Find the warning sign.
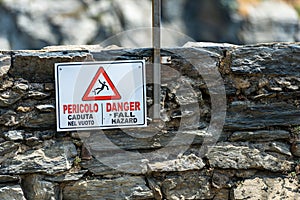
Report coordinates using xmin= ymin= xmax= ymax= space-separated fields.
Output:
xmin=55 ymin=60 xmax=146 ymax=131
xmin=82 ymin=67 xmax=121 ymax=101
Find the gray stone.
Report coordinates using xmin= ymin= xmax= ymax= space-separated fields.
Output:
xmin=0 ymin=110 xmax=18 ymax=126
xmin=0 ymin=141 xmax=19 ymax=156
xmin=82 ymin=151 xmax=205 ymax=176
xmin=212 ymin=171 xmax=233 ymax=189
xmin=0 ymin=79 xmax=13 ymax=91
xmin=0 ymin=140 xmax=77 ymax=175
xmin=212 ymin=188 xmax=230 ymax=200
xmin=27 ymin=91 xmax=50 ymax=100
xmin=231 ymin=44 xmax=300 ymax=76
xmin=80 ymin=129 xmax=189 ymax=151
xmin=147 ymin=154 xmax=205 ymax=172
xmin=13 ymin=83 xmax=28 ymax=91
xmin=11 ymin=51 xmax=92 ymax=82
xmin=80 ymin=129 xmax=206 ymax=174
xmin=4 ymin=130 xmax=24 ymax=141
xmin=23 ymin=112 xmax=56 ymax=128
xmin=21 ymin=174 xmax=59 ymax=200
xmin=0 ymin=41 xmax=300 ymax=199
xmin=161 ymin=171 xmax=212 ymax=200
xmin=225 ymin=101 xmax=300 ymax=130
xmin=235 ymin=170 xmax=257 ymax=178
xmin=80 ymin=158 xmax=120 ymax=176
xmin=79 ymin=127 xmax=211 ymax=154
xmin=63 ymin=176 xmax=153 ymax=200
xmin=44 ymin=83 xmax=54 ymax=91
xmin=147 ymin=177 xmax=163 ymax=200
xmin=35 ymin=130 xmax=56 ymax=140
xmin=183 ymin=42 xmax=237 ymax=54
xmin=232 ymin=177 xmax=300 ymax=200
xmin=0 ymin=90 xmax=23 ymax=107
xmin=28 ymin=83 xmax=44 ymax=91
xmin=291 ymin=140 xmax=300 ymax=157
xmin=24 ymin=136 xmax=42 ymax=147
xmin=229 ymin=130 xmax=290 ymax=142
xmin=35 ymin=104 xmax=55 ymax=112
xmin=263 ymin=142 xmax=292 ymax=157
xmin=44 ymin=170 xmax=87 ymax=182
xmin=80 ymin=150 xmax=148 ymax=175
xmin=0 ymin=185 xmax=26 ymax=200
xmin=0 ymin=175 xmax=19 ymax=183
xmin=206 ymin=143 xmax=293 ymax=172
xmin=0 ymin=54 xmax=10 ymax=78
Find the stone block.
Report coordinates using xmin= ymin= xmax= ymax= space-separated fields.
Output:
xmin=63 ymin=176 xmax=153 ymax=200
xmin=206 ymin=143 xmax=293 ymax=172
xmin=0 ymin=140 xmax=77 ymax=175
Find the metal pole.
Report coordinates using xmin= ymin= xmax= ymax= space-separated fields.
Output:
xmin=152 ymin=0 xmax=161 ymax=120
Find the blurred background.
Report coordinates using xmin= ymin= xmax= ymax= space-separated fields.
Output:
xmin=0 ymin=0 xmax=300 ymax=50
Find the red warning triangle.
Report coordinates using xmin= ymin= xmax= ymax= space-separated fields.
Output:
xmin=82 ymin=67 xmax=121 ymax=101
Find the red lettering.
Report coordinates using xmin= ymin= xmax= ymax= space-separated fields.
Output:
xmin=135 ymin=102 xmax=140 ymax=110
xmin=106 ymin=103 xmax=111 ymax=112
xmin=130 ymin=102 xmax=134 ymax=111
xmin=68 ymin=105 xmax=72 ymax=114
xmin=94 ymin=104 xmax=99 ymax=112
xmin=105 ymin=101 xmax=142 ymax=112
xmin=118 ymin=102 xmax=123 ymax=111
xmin=124 ymin=102 xmax=128 ymax=111
xmin=62 ymin=103 xmax=98 ymax=114
xmin=84 ymin=104 xmax=89 ymax=112
xmin=63 ymin=105 xmax=68 ymax=114
xmin=112 ymin=103 xmax=117 ymax=111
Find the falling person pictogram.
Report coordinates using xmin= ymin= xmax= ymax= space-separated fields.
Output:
xmin=82 ymin=67 xmax=121 ymax=101
xmin=93 ymin=79 xmax=109 ymax=95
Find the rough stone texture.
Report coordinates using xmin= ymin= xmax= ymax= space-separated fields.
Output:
xmin=225 ymin=101 xmax=300 ymax=130
xmin=0 ymin=140 xmax=77 ymax=175
xmin=0 ymin=43 xmax=299 ymax=199
xmin=3 ymin=130 xmax=24 ymax=141
xmin=232 ymin=177 xmax=300 ymax=200
xmin=21 ymin=174 xmax=59 ymax=200
xmin=63 ymin=176 xmax=153 ymax=200
xmin=0 ymin=175 xmax=19 ymax=183
xmin=1 ymin=0 xmax=300 ymax=50
xmin=147 ymin=154 xmax=205 ymax=173
xmin=148 ymin=171 xmax=213 ymax=200
xmin=0 ymin=185 xmax=26 ymax=200
xmin=230 ymin=44 xmax=300 ymax=76
xmin=229 ymin=130 xmax=290 ymax=142
xmin=206 ymin=143 xmax=293 ymax=172
xmin=291 ymin=140 xmax=300 ymax=157
xmin=81 ymin=152 xmax=205 ymax=175
xmin=11 ymin=51 xmax=92 ymax=82
xmin=0 ymin=54 xmax=10 ymax=78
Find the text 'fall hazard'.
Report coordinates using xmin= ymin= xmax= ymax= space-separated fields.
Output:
xmin=55 ymin=60 xmax=146 ymax=131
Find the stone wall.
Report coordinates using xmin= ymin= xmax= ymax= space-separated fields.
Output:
xmin=0 ymin=42 xmax=300 ymax=199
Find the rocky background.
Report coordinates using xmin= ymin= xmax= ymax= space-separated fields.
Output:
xmin=0 ymin=42 xmax=300 ymax=199
xmin=1 ymin=0 xmax=300 ymax=200
xmin=1 ymin=0 xmax=300 ymax=50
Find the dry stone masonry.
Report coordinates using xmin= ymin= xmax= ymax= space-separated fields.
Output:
xmin=0 ymin=42 xmax=300 ymax=199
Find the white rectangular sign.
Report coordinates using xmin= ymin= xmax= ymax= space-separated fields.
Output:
xmin=55 ymin=60 xmax=147 ymax=131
